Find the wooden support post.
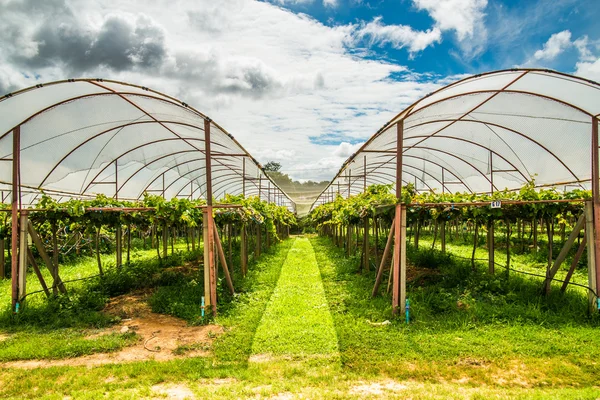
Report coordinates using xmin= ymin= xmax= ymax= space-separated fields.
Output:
xmin=364 ymin=216 xmax=370 ymax=272
xmin=28 ymin=248 xmax=50 ymax=298
xmin=374 ymin=216 xmax=379 ymax=266
xmin=213 ymin=217 xmax=235 ymax=295
xmin=392 ymin=205 xmax=402 ymax=314
xmin=116 ymin=224 xmax=122 ymax=268
xmin=346 ymin=224 xmax=351 ymax=257
xmin=51 ymin=221 xmax=58 ymax=272
xmin=162 ymin=223 xmax=168 ymax=258
xmin=561 ymin=235 xmax=587 ymax=293
xmin=203 ymin=211 xmax=211 ymax=310
xmin=241 ymin=223 xmax=247 ymax=276
xmin=592 ymin=116 xmax=600 ymax=302
xmin=227 ymin=223 xmax=232 ymax=270
xmin=28 ymin=221 xmax=66 ymax=294
xmin=11 ymin=126 xmax=20 ymax=310
xmin=392 ymin=119 xmax=406 ymax=316
xmin=372 ymin=220 xmax=395 ymax=297
xmin=586 ymin=202 xmax=597 ymax=312
xmin=488 ymin=220 xmax=494 ymax=274
xmin=441 ymin=219 xmax=446 ymax=254
xmin=18 ymin=212 xmax=28 ymax=303
xmin=544 ymin=213 xmax=585 ymax=294
xmin=256 ymin=224 xmax=262 ymax=258
xmin=0 ymin=239 xmax=4 ymax=279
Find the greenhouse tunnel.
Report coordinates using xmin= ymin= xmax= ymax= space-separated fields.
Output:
xmin=311 ymin=69 xmax=600 ymax=314
xmin=0 ymin=78 xmax=296 ymax=312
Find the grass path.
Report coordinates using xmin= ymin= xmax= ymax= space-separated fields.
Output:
xmin=251 ymin=237 xmax=339 ymax=360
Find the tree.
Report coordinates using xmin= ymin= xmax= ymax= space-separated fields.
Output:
xmin=264 ymin=161 xmax=282 ymax=172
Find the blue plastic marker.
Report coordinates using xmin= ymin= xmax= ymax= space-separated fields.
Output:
xmin=201 ymin=296 xmax=205 ymax=318
xmin=405 ymin=298 xmax=410 ymax=324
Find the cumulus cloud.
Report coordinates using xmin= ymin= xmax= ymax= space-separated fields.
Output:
xmin=333 ymin=142 xmax=363 ymax=158
xmin=413 ymin=0 xmax=488 ymax=57
xmin=3 ymin=1 xmax=167 ymax=74
xmin=575 ymin=58 xmax=600 ymax=82
xmin=413 ymin=0 xmax=488 ymax=41
xmin=0 ymin=0 xmax=443 ymax=182
xmin=354 ymin=17 xmax=442 ymax=55
xmin=533 ymin=30 xmax=572 ymax=61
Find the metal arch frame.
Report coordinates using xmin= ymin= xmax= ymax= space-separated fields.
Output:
xmin=38 ymin=121 xmax=227 ymax=189
xmin=354 ymin=150 xmax=474 ymax=193
xmin=401 ymin=134 xmax=530 ymax=181
xmin=345 ymin=161 xmax=438 ymax=193
xmin=343 ymin=72 xmax=530 ymax=195
xmin=311 ymin=68 xmax=600 ymax=210
xmin=138 ymin=158 xmax=236 ymax=199
xmin=1 ymin=78 xmax=295 ymax=208
xmin=143 ymin=164 xmax=236 ymax=199
xmin=360 ymin=146 xmax=496 ymax=192
xmin=404 ymin=119 xmax=584 ymax=185
xmin=331 ymin=168 xmax=432 ymax=199
xmin=401 ymin=90 xmax=594 ymax=170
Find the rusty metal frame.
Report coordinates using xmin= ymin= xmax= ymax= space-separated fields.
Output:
xmin=312 ymin=69 xmax=600 ymax=211
xmin=0 ymin=78 xmax=294 ymax=210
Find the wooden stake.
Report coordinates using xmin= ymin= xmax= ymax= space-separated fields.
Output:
xmin=561 ymin=235 xmax=587 ymax=293
xmin=27 ymin=221 xmax=66 ymax=294
xmin=28 ymin=248 xmax=50 ymax=297
xmin=372 ymin=220 xmax=395 ymax=297
xmin=241 ymin=223 xmax=247 ymax=276
xmin=488 ymin=220 xmax=494 ymax=274
xmin=543 ymin=213 xmax=585 ymax=294
xmin=213 ymin=216 xmax=235 ymax=295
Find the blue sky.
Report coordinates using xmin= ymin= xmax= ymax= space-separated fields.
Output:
xmin=1 ymin=0 xmax=599 ymax=182
xmin=267 ymin=0 xmax=599 ymax=76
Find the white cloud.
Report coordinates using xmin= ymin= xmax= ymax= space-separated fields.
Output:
xmin=574 ymin=35 xmax=597 ymax=63
xmin=323 ymin=0 xmax=338 ymax=6
xmin=0 ymin=0 xmax=444 ymax=184
xmin=533 ymin=30 xmax=572 ymax=61
xmin=413 ymin=0 xmax=488 ymax=41
xmin=333 ymin=142 xmax=364 ymax=158
xmin=575 ymin=58 xmax=600 ymax=82
xmin=354 ymin=17 xmax=442 ymax=55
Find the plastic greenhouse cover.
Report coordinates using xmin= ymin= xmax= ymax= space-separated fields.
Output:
xmin=0 ymin=79 xmax=295 ymax=211
xmin=312 ymin=69 xmax=600 ymax=209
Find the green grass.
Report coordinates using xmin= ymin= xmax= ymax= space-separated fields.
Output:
xmin=212 ymin=238 xmax=294 ymax=362
xmin=310 ymin=235 xmax=600 ymax=387
xmin=251 ymin=237 xmax=339 ymax=357
xmin=1 ymin=235 xmax=600 ymax=398
xmin=0 ymin=330 xmax=138 ymax=362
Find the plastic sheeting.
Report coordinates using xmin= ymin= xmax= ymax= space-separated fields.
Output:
xmin=312 ymin=69 xmax=600 ymax=208
xmin=0 ymin=79 xmax=295 ymax=211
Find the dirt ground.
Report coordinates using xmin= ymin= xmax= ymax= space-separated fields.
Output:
xmin=2 ymin=290 xmax=222 ymax=369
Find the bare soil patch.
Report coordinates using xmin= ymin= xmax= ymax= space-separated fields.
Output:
xmin=350 ymin=380 xmax=411 ymax=396
xmin=151 ymin=383 xmax=196 ymax=399
xmin=2 ymin=290 xmax=222 ymax=369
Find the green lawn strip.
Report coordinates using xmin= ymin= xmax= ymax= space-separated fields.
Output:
xmin=251 ymin=237 xmax=339 ymax=358
xmin=212 ymin=238 xmax=294 ymax=362
xmin=0 ymin=330 xmax=137 ymax=361
xmin=310 ymin=235 xmax=600 ymax=387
